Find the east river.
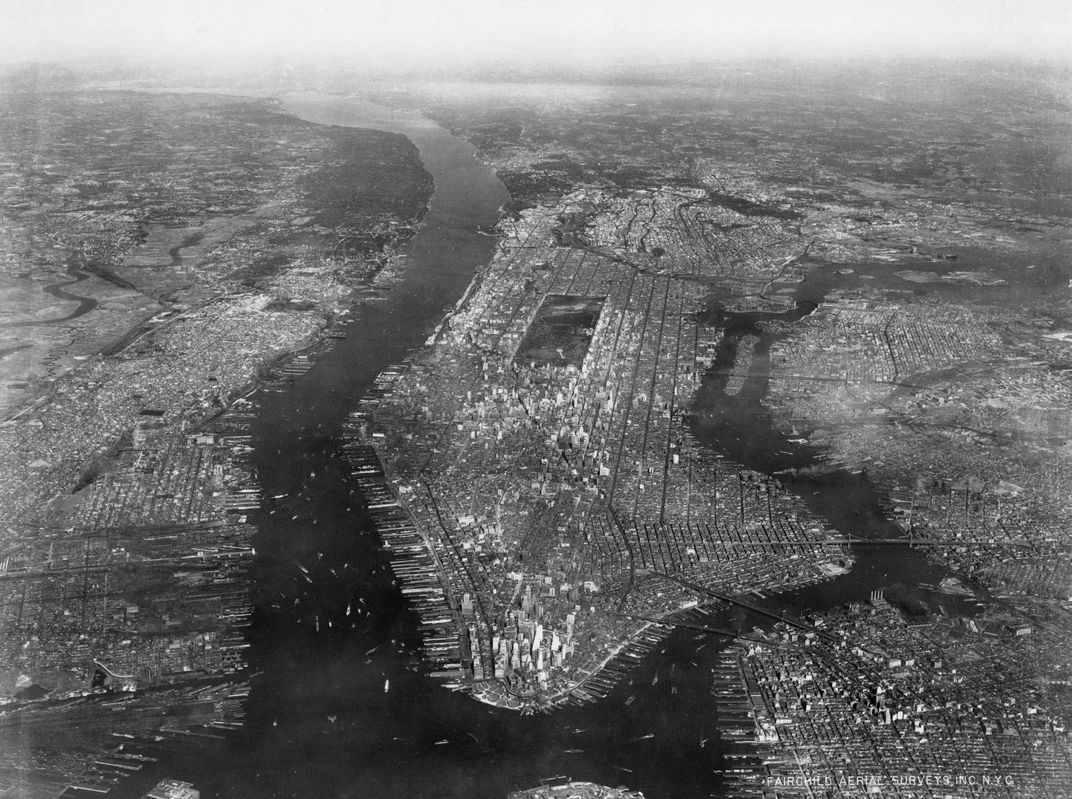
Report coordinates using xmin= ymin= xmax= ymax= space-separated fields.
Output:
xmin=139 ymin=93 xmax=962 ymax=798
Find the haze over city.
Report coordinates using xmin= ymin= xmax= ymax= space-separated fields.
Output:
xmin=2 ymin=0 xmax=1071 ymax=68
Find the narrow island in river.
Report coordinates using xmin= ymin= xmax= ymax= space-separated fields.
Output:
xmin=351 ymin=185 xmax=856 ymax=710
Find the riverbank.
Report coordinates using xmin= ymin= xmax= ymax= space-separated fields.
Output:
xmin=0 ymin=88 xmax=438 ymax=794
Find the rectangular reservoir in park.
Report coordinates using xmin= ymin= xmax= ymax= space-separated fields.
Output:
xmin=514 ymin=294 xmax=605 ymax=368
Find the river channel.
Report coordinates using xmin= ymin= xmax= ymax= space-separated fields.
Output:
xmin=140 ymin=93 xmax=962 ymax=799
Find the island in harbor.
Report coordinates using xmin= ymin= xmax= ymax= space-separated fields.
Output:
xmin=349 ymin=183 xmax=854 ymax=709
xmin=509 ymin=782 xmax=645 ymax=799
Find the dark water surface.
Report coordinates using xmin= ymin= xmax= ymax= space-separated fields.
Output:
xmin=690 ymin=269 xmax=948 ymax=618
xmin=135 ymin=95 xmax=958 ymax=799
xmin=1 ymin=252 xmax=99 ymax=328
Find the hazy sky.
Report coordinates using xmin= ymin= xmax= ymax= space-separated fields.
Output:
xmin=1 ymin=0 xmax=1069 ymax=67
